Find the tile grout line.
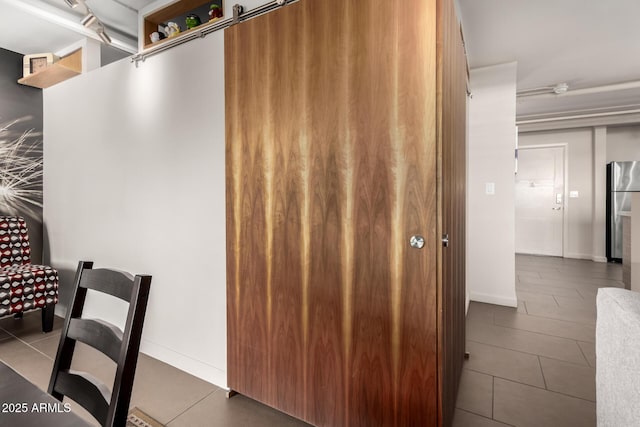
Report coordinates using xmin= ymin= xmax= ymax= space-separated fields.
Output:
xmin=516 ymin=280 xmax=588 ymax=293
xmin=491 ymin=375 xmax=495 ymax=420
xmin=575 ymin=289 xmax=587 ymax=301
xmin=576 ymin=340 xmax=592 ymax=367
xmin=493 ymin=375 xmax=596 ymax=404
xmin=1 ymin=328 xmax=56 ymax=361
xmin=463 ymin=368 xmax=550 ymax=394
xmin=488 ymin=305 xmax=595 ymax=330
xmin=471 ymin=316 xmax=593 ymax=347
xmin=507 ymin=309 xmax=596 ymax=327
xmin=537 ymin=355 xmax=548 ymax=390
xmin=164 ymin=389 xmax=218 ymax=425
xmin=455 ymin=408 xmax=515 ymax=427
xmin=488 ymin=321 xmax=594 ymax=344
xmin=466 ymin=339 xmax=591 ymax=368
xmin=470 ymin=366 xmax=597 ymax=403
xmin=518 ymin=275 xmax=620 ymax=286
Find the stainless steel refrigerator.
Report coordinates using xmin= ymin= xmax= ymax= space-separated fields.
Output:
xmin=607 ymin=161 xmax=640 ymax=262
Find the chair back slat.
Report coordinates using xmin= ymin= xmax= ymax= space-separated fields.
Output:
xmin=48 ymin=261 xmax=151 ymax=427
xmin=80 ymin=269 xmax=135 ymax=302
xmin=68 ymin=318 xmax=123 ymax=363
xmin=53 ymin=370 xmax=111 ymax=427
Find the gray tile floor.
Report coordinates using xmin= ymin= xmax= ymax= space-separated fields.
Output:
xmin=453 ymin=254 xmax=623 ymax=427
xmin=0 ymin=254 xmax=619 ymax=426
xmin=0 ymin=311 xmax=310 ymax=427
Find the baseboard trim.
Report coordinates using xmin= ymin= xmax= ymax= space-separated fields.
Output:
xmin=517 ymin=252 xmax=607 ymax=263
xmin=516 ymin=250 xmax=559 ymax=257
xmin=140 ymin=340 xmax=227 ymax=389
xmin=469 ymin=292 xmax=518 ymax=308
xmin=465 ymin=293 xmax=470 ymax=315
xmin=54 ymin=304 xmax=66 ymax=318
xmin=565 ymin=253 xmax=594 ymax=260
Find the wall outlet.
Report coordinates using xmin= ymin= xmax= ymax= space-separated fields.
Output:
xmin=569 ymin=191 xmax=579 ymax=198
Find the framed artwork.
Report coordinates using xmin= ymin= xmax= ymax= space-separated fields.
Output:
xmin=22 ymin=53 xmax=59 ymax=77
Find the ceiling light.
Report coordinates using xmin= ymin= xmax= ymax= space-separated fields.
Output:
xmin=553 ymin=83 xmax=569 ymax=94
xmin=97 ymin=30 xmax=112 ymax=45
xmin=81 ymin=13 xmax=97 ymax=27
xmin=63 ymin=0 xmax=79 ymax=8
xmin=517 ymin=82 xmax=569 ymax=97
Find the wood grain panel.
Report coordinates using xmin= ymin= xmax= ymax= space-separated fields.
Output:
xmin=226 ymin=0 xmax=463 ymax=425
xmin=395 ymin=0 xmax=440 ymax=425
xmin=226 ymin=17 xmax=270 ymax=402
xmin=267 ymin=5 xmax=306 ymax=416
xmin=303 ymin=1 xmax=347 ymax=425
xmin=437 ymin=0 xmax=468 ymax=425
xmin=346 ymin=0 xmax=395 ymax=423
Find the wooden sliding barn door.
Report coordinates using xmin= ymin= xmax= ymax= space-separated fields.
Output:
xmin=226 ymin=0 xmax=441 ymax=425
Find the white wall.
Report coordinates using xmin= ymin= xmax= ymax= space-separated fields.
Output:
xmin=467 ymin=62 xmax=518 ymax=307
xmin=607 ymin=125 xmax=640 ymax=162
xmin=516 ymin=124 xmax=640 ymax=262
xmin=43 ymin=32 xmax=227 ymax=387
xmin=519 ymin=128 xmax=594 ymax=259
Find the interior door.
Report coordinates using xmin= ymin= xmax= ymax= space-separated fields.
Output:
xmin=515 ymin=146 xmax=564 ymax=256
xmin=225 ymin=0 xmax=439 ymax=426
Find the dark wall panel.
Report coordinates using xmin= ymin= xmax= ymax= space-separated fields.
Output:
xmin=0 ymin=48 xmax=43 ymax=263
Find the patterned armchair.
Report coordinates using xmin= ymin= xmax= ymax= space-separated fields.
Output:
xmin=0 ymin=216 xmax=59 ymax=332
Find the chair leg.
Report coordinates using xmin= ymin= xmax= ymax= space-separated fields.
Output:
xmin=42 ymin=305 xmax=55 ymax=332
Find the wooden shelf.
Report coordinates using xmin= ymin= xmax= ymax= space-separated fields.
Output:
xmin=143 ymin=0 xmax=223 ymax=50
xmin=144 ymin=17 xmax=224 ymax=49
xmin=18 ymin=49 xmax=82 ymax=89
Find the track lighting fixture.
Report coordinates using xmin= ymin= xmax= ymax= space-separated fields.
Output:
xmin=65 ymin=1 xmax=113 ymax=46
xmin=516 ymin=82 xmax=569 ymax=98
xmin=81 ymin=13 xmax=97 ymax=27
xmin=97 ymin=29 xmax=112 ymax=44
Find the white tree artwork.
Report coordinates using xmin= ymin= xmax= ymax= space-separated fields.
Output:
xmin=0 ymin=117 xmax=43 ymax=219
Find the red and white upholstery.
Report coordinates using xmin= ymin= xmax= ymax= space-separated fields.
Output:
xmin=0 ymin=216 xmax=58 ymax=331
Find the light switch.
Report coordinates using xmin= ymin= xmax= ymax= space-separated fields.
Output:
xmin=569 ymin=191 xmax=579 ymax=198
xmin=485 ymin=182 xmax=495 ymax=195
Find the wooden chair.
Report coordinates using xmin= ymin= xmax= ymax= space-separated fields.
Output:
xmin=48 ymin=261 xmax=151 ymax=427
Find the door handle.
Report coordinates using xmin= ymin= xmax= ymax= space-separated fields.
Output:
xmin=410 ymin=235 xmax=425 ymax=249
xmin=552 ymin=207 xmax=562 ymax=210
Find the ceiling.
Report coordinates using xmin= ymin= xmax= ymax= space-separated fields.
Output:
xmin=0 ymin=0 xmax=156 ymax=62
xmin=458 ymin=0 xmax=640 ymax=119
xmin=1 ymin=0 xmax=639 ymax=120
